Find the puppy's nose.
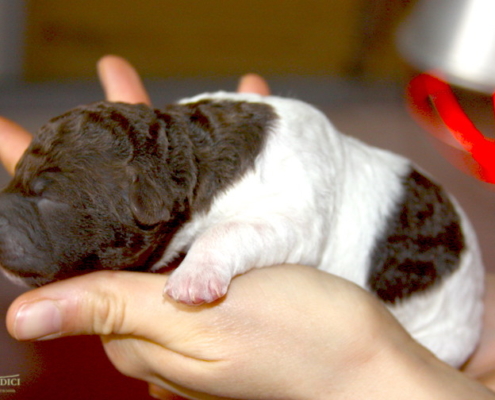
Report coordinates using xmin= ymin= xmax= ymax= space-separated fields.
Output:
xmin=0 ymin=191 xmax=21 ymax=225
xmin=0 ymin=192 xmax=52 ymax=282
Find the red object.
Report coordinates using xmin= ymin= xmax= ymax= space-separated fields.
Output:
xmin=406 ymin=73 xmax=495 ymax=184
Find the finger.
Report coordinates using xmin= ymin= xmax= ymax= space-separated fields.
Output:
xmin=97 ymin=55 xmax=152 ymax=105
xmin=237 ymin=73 xmax=271 ymax=95
xmin=6 ymin=271 xmax=183 ymax=342
xmin=0 ymin=117 xmax=32 ymax=175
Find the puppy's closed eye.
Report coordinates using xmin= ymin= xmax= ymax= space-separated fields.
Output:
xmin=30 ymin=177 xmax=51 ymax=196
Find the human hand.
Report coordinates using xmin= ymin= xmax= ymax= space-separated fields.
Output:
xmin=2 ymin=264 xmax=470 ymax=400
xmin=7 ymin=264 xmax=495 ymax=400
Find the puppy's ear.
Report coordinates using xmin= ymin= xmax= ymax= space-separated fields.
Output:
xmin=129 ymin=173 xmax=171 ymax=226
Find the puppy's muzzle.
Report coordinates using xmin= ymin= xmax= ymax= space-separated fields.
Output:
xmin=0 ymin=193 xmax=56 ymax=286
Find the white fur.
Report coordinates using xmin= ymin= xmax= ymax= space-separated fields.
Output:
xmin=157 ymin=92 xmax=484 ymax=367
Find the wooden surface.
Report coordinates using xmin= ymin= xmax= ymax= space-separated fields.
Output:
xmin=23 ymin=0 xmax=408 ymax=80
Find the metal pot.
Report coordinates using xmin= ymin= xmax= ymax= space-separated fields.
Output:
xmin=398 ymin=0 xmax=495 ymax=93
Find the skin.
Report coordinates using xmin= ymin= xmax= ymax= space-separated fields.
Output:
xmin=2 ymin=55 xmax=495 ymax=399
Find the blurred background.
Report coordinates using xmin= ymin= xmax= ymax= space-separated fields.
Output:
xmin=0 ymin=0 xmax=494 ymax=399
xmin=12 ymin=1 xmax=408 ymax=81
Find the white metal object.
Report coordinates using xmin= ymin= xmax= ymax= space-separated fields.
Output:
xmin=398 ymin=0 xmax=495 ymax=93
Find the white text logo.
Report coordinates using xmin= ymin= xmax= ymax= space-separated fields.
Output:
xmin=0 ymin=374 xmax=21 ymax=394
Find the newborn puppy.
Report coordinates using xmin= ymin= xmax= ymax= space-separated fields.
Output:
xmin=0 ymin=92 xmax=484 ymax=367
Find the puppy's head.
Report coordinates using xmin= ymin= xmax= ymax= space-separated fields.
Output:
xmin=0 ymin=101 xmax=195 ymax=286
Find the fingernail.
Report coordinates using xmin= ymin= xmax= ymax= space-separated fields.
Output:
xmin=14 ymin=300 xmax=62 ymax=340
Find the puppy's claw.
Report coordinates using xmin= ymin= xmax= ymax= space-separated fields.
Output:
xmin=164 ymin=270 xmax=230 ymax=305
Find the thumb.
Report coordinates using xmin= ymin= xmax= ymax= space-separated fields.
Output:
xmin=6 ymin=271 xmax=173 ymax=341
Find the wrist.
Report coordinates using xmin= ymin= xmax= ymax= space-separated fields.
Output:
xmin=295 ymin=292 xmax=495 ymax=400
xmin=333 ymin=334 xmax=495 ymax=400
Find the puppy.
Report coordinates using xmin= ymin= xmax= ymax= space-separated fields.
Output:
xmin=0 ymin=92 xmax=484 ymax=367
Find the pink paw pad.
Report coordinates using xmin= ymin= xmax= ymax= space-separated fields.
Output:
xmin=164 ymin=268 xmax=230 ymax=305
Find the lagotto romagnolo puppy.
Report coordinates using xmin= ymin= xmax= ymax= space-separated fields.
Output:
xmin=0 ymin=91 xmax=484 ymax=367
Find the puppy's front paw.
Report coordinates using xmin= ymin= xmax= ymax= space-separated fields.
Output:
xmin=164 ymin=266 xmax=231 ymax=305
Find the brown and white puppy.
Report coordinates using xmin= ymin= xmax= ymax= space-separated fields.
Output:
xmin=0 ymin=92 xmax=484 ymax=367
